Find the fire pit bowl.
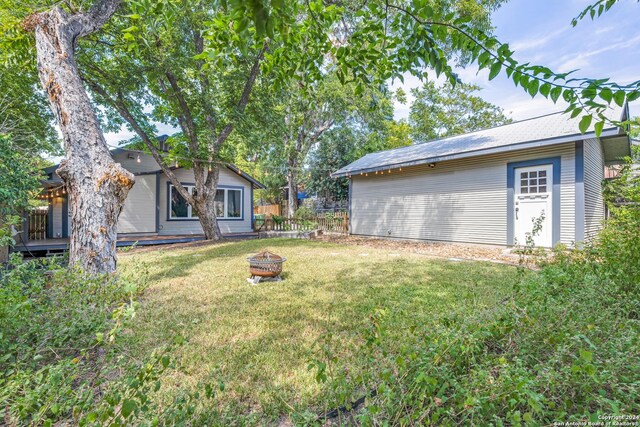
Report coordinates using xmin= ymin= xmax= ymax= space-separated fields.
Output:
xmin=247 ymin=251 xmax=286 ymax=284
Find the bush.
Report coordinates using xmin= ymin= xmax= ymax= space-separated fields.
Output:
xmin=293 ymin=205 xmax=315 ymax=220
xmin=0 ymin=254 xmax=147 ymax=425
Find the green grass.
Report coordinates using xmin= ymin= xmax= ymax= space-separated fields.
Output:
xmin=118 ymin=238 xmax=519 ymax=423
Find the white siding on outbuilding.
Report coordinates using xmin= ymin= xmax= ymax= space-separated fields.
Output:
xmin=158 ymin=168 xmax=253 ymax=235
xmin=350 ymin=143 xmax=576 ymax=246
xmin=583 ymin=138 xmax=605 ymax=240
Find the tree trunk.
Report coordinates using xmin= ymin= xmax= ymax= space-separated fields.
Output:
xmin=287 ymin=169 xmax=297 ymax=218
xmin=193 ymin=197 xmax=223 ymax=240
xmin=192 ymin=167 xmax=223 ymax=240
xmin=27 ymin=2 xmax=133 ymax=274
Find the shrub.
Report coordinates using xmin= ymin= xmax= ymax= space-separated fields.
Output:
xmin=293 ymin=205 xmax=315 ymax=220
xmin=0 ymin=254 xmax=147 ymax=425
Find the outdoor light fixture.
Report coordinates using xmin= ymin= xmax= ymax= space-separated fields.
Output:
xmin=136 ymin=154 xmax=141 ymax=163
xmin=428 ymin=163 xmax=436 ymax=168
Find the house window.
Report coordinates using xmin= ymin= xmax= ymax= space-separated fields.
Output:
xmin=215 ymin=188 xmax=242 ymax=218
xmin=169 ymin=185 xmax=242 ymax=220
xmin=170 ymin=185 xmax=198 ymax=219
xmin=519 ymin=170 xmax=547 ymax=194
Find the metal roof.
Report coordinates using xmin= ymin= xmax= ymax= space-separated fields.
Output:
xmin=332 ymin=104 xmax=630 ymax=178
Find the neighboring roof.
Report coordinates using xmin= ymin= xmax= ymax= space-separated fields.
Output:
xmin=43 ymin=148 xmax=266 ymax=189
xmin=332 ymin=104 xmax=630 ymax=178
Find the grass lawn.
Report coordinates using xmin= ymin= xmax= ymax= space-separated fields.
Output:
xmin=118 ymin=238 xmax=520 ymax=423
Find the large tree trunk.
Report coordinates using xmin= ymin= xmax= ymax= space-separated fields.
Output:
xmin=192 ymin=166 xmax=223 ymax=240
xmin=287 ymin=168 xmax=297 ymax=218
xmin=193 ymin=198 xmax=223 ymax=240
xmin=26 ymin=2 xmax=133 ymax=274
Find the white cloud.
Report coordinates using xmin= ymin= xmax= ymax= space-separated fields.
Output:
xmin=555 ymin=33 xmax=640 ymax=72
xmin=510 ymin=27 xmax=569 ymax=52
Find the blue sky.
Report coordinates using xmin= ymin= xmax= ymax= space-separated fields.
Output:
xmin=102 ymin=0 xmax=640 ymax=145
xmin=392 ymin=0 xmax=640 ymax=122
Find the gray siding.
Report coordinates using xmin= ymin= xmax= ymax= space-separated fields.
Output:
xmin=112 ymin=151 xmax=160 ymax=174
xmin=51 ymin=197 xmax=64 ymax=238
xmin=117 ymin=174 xmax=157 ymax=234
xmin=583 ymin=138 xmax=605 ymax=240
xmin=159 ymin=168 xmax=253 ymax=234
xmin=350 ymin=143 xmax=576 ymax=246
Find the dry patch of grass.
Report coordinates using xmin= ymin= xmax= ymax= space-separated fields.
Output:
xmin=118 ymin=238 xmax=519 ymax=423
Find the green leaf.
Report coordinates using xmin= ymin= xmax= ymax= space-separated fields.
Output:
xmin=599 ymin=87 xmax=613 ymax=103
xmin=627 ymin=91 xmax=640 ymax=102
xmin=570 ymin=108 xmax=582 ymax=119
xmin=550 ymin=86 xmax=562 ymax=103
xmin=613 ymin=90 xmax=626 ymax=107
xmin=578 ymin=115 xmax=592 ymax=134
xmin=579 ymin=349 xmax=593 ymax=362
xmin=539 ymin=83 xmax=551 ymax=98
xmin=527 ymin=79 xmax=539 ymax=97
xmin=488 ymin=62 xmax=501 ymax=80
xmin=121 ymin=399 xmax=137 ymax=418
xmin=594 ymin=120 xmax=604 ymax=137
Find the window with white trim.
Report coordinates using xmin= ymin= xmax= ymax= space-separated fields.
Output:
xmin=170 ymin=185 xmax=198 ymax=219
xmin=218 ymin=188 xmax=242 ymax=218
xmin=169 ymin=185 xmax=242 ymax=219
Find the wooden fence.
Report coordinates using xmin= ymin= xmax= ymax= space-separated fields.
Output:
xmin=254 ymin=214 xmax=349 ymax=234
xmin=254 ymin=204 xmax=281 ymax=217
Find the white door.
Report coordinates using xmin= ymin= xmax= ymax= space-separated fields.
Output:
xmin=514 ymin=165 xmax=553 ymax=247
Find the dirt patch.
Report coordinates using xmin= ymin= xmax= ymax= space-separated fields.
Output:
xmin=315 ymin=234 xmax=522 ymax=265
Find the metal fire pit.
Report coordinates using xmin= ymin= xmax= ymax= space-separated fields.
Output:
xmin=247 ymin=251 xmax=286 ymax=284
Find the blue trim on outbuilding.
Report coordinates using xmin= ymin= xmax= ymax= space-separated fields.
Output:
xmin=507 ymin=156 xmax=561 ymax=246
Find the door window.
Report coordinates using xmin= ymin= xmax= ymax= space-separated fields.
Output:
xmin=519 ymin=169 xmax=547 ymax=194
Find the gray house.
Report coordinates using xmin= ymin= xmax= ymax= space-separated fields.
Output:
xmin=21 ymin=148 xmax=264 ymax=250
xmin=332 ymin=105 xmax=631 ymax=247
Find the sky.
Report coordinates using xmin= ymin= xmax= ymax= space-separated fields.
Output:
xmin=391 ymin=0 xmax=640 ymax=122
xmin=101 ymin=0 xmax=640 ymax=145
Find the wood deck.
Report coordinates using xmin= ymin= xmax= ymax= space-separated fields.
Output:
xmin=13 ymin=233 xmax=258 ymax=255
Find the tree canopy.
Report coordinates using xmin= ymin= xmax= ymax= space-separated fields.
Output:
xmin=409 ymin=80 xmax=511 ymax=142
